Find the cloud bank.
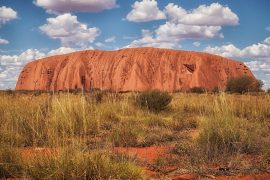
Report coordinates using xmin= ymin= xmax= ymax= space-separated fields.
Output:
xmin=126 ymin=2 xmax=239 ymax=48
xmin=34 ymin=0 xmax=117 ymax=13
xmin=39 ymin=13 xmax=99 ymax=48
xmin=0 ymin=6 xmax=17 ymax=24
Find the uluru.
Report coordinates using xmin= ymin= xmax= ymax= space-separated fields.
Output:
xmin=15 ymin=47 xmax=255 ymax=92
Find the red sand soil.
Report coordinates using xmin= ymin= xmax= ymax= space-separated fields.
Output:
xmin=16 ymin=146 xmax=269 ymax=179
xmin=215 ymin=173 xmax=270 ymax=180
xmin=172 ymin=174 xmax=196 ymax=180
xmin=114 ymin=145 xmax=173 ymax=162
xmin=15 ymin=47 xmax=255 ymax=92
xmin=172 ymin=174 xmax=270 ymax=180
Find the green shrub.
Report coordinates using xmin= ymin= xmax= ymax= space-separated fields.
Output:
xmin=189 ymin=87 xmax=206 ymax=94
xmin=135 ymin=90 xmax=172 ymax=112
xmin=226 ymin=75 xmax=263 ymax=93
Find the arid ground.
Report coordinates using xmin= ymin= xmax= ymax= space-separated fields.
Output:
xmin=0 ymin=91 xmax=270 ymax=179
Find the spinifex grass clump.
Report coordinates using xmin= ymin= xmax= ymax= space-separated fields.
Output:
xmin=111 ymin=116 xmax=143 ymax=147
xmin=24 ymin=148 xmax=145 ymax=180
xmin=230 ymin=94 xmax=270 ymax=121
xmin=47 ymin=95 xmax=98 ymax=146
xmin=0 ymin=94 xmax=51 ymax=147
xmin=135 ymin=90 xmax=172 ymax=112
xmin=197 ymin=93 xmax=266 ymax=160
xmin=0 ymin=146 xmax=145 ymax=179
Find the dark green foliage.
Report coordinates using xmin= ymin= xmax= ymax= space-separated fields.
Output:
xmin=226 ymin=75 xmax=263 ymax=93
xmin=190 ymin=87 xmax=206 ymax=94
xmin=135 ymin=90 xmax=172 ymax=112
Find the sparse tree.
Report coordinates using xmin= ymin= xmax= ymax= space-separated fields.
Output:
xmin=226 ymin=75 xmax=263 ymax=93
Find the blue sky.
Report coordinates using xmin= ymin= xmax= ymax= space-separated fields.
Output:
xmin=0 ymin=0 xmax=270 ymax=89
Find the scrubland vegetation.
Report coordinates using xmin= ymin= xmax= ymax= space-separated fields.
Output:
xmin=0 ymin=89 xmax=270 ymax=179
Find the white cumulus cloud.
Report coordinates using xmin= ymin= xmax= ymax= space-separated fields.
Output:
xmin=204 ymin=44 xmax=242 ymax=58
xmin=156 ymin=22 xmax=223 ymax=40
xmin=47 ymin=47 xmax=76 ymax=56
xmin=263 ymin=37 xmax=270 ymax=45
xmin=126 ymin=2 xmax=238 ymax=49
xmin=193 ymin=42 xmax=201 ymax=47
xmin=0 ymin=49 xmax=45 ymax=89
xmin=126 ymin=0 xmax=165 ymax=22
xmin=39 ymin=13 xmax=99 ymax=48
xmin=165 ymin=3 xmax=238 ymax=26
xmin=95 ymin=42 xmax=104 ymax=47
xmin=0 ymin=38 xmax=9 ymax=45
xmin=34 ymin=0 xmax=117 ymax=13
xmin=126 ymin=29 xmax=177 ymax=49
xmin=105 ymin=36 xmax=115 ymax=43
xmin=0 ymin=6 xmax=17 ymax=24
xmin=242 ymin=43 xmax=270 ymax=59
xmin=0 ymin=46 xmax=89 ymax=89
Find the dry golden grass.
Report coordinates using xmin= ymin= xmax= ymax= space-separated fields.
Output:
xmin=0 ymin=91 xmax=269 ymax=179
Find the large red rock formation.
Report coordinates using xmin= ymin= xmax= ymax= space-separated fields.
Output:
xmin=15 ymin=47 xmax=255 ymax=92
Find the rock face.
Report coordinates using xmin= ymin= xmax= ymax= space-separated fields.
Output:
xmin=15 ymin=47 xmax=255 ymax=92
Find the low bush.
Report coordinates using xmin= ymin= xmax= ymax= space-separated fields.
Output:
xmin=226 ymin=75 xmax=263 ymax=93
xmin=135 ymin=90 xmax=172 ymax=112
